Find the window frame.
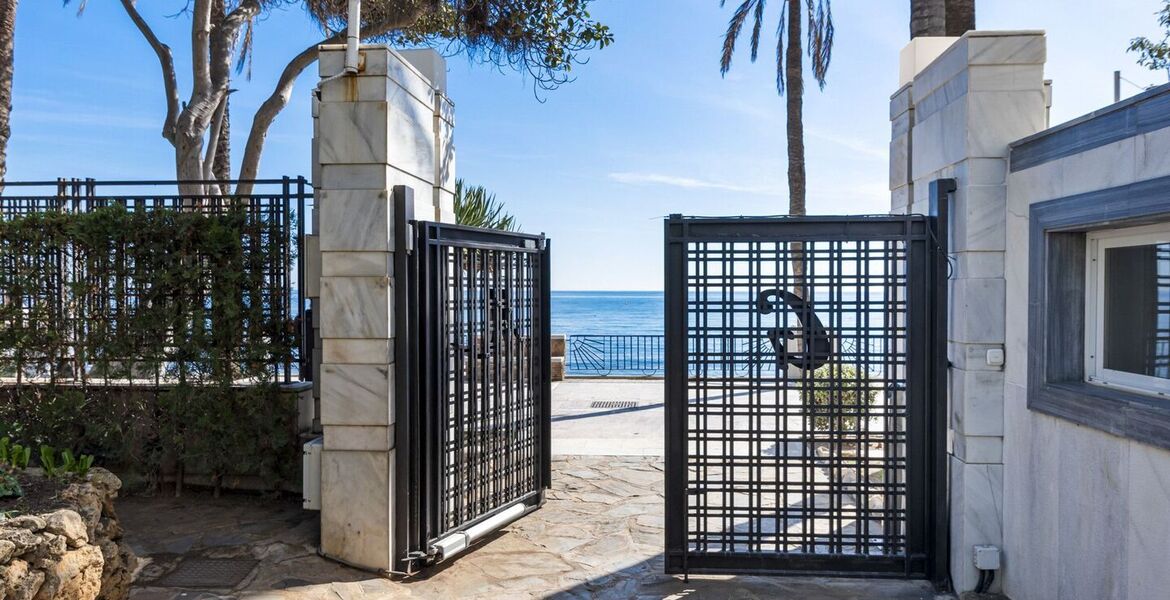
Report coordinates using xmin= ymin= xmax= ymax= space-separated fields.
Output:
xmin=1084 ymin=224 xmax=1170 ymax=398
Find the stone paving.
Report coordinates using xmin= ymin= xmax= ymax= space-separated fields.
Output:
xmin=122 ymin=455 xmax=948 ymax=600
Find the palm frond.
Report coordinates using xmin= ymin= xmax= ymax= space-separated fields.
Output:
xmin=806 ymin=0 xmax=834 ymax=89
xmin=720 ymin=0 xmax=759 ymax=76
xmin=454 ymin=179 xmax=518 ymax=232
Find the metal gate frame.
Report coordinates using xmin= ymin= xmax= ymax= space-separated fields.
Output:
xmin=664 ymin=183 xmax=951 ymax=583
xmin=392 ymin=187 xmax=552 ymax=574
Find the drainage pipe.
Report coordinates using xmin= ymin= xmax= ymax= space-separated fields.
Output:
xmin=429 ymin=502 xmax=528 ymax=562
xmin=344 ymin=0 xmax=361 ymax=74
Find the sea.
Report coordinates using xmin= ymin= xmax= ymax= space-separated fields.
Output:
xmin=550 ymin=291 xmax=664 ymax=336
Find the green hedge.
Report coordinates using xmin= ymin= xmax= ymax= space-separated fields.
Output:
xmin=0 ymin=205 xmax=298 ymax=492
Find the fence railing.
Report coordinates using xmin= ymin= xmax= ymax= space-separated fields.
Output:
xmin=566 ymin=334 xmax=664 ymax=377
xmin=0 ymin=178 xmax=310 ymax=384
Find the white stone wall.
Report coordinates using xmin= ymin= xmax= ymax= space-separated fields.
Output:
xmin=311 ymin=45 xmax=454 ymax=573
xmin=890 ymin=31 xmax=1048 ymax=594
xmin=1001 ymin=123 xmax=1170 ymax=600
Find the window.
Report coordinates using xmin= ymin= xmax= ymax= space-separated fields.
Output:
xmin=1085 ymin=225 xmax=1170 ymax=397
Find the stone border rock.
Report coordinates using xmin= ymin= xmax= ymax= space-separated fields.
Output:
xmin=1 ymin=468 xmax=136 ymax=600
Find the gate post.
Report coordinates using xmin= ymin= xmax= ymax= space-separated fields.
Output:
xmin=313 ymin=44 xmax=455 ymax=573
xmin=890 ymin=32 xmax=1048 ymax=592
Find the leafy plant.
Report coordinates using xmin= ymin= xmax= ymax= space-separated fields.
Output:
xmin=0 ymin=471 xmax=21 ymax=499
xmin=1130 ymin=1 xmax=1170 ymax=78
xmin=0 ymin=437 xmax=31 ymax=470
xmin=454 ymin=180 xmax=518 ymax=231
xmin=39 ymin=445 xmax=95 ymax=478
xmin=806 ymin=364 xmax=878 ymax=432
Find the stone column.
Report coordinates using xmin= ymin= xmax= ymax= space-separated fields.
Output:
xmin=890 ymin=31 xmax=1047 ymax=593
xmin=313 ymin=44 xmax=454 ymax=573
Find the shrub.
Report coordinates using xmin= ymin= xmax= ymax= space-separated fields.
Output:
xmin=807 ymin=364 xmax=879 ymax=432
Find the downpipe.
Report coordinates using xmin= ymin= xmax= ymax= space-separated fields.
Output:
xmin=314 ymin=0 xmax=362 ymax=93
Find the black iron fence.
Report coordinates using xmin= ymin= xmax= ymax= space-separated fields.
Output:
xmin=0 ymin=178 xmax=310 ymax=384
xmin=566 ymin=334 xmax=664 ymax=376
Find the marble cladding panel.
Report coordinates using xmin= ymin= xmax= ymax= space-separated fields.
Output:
xmin=968 ymin=64 xmax=1045 ymax=92
xmin=950 ymin=341 xmax=1007 ymax=372
xmin=953 ymin=251 xmax=1004 ymax=279
xmin=953 ymin=435 xmax=1003 ymax=464
xmin=1003 ymin=201 xmax=1030 ymax=388
xmin=911 ymin=95 xmax=968 ymax=178
xmin=890 ymin=185 xmax=910 ymax=213
xmin=319 ymin=189 xmax=393 ymax=252
xmin=950 ymin=457 xmax=1005 ymax=593
xmin=1126 ymin=442 xmax=1170 ymax=599
xmin=323 ymin=425 xmax=394 ymax=452
xmin=320 ymin=363 xmax=394 ymax=426
xmin=1005 ymin=158 xmax=1063 ymax=208
xmin=949 ymin=277 xmax=1006 ymax=345
xmin=322 ymin=252 xmax=392 ymax=278
xmin=913 ymin=70 xmax=968 ymax=124
xmin=889 ymin=134 xmax=910 ymax=190
xmin=319 ymin=164 xmax=431 ymax=193
xmin=952 ymin=184 xmax=1007 ymax=253
xmin=955 ymin=157 xmax=1007 ymax=187
xmin=1056 ymin=424 xmax=1129 ymax=600
xmin=320 ymin=45 xmax=435 ymax=105
xmin=1136 ymin=125 xmax=1170 ymax=181
xmin=318 ymin=97 xmax=436 ymax=180
xmin=322 ymin=339 xmax=393 ymax=365
xmin=912 ymin=37 xmax=970 ymax=101
xmin=890 ymin=83 xmax=912 ymax=120
xmin=320 ymin=276 xmax=392 ymax=339
xmin=320 ymin=448 xmax=393 ymax=571
xmin=967 ymin=33 xmax=1046 ymax=66
xmin=304 ymin=235 xmax=321 ymax=298
xmin=1058 ymin=136 xmax=1137 ymax=198
xmin=891 ymin=107 xmax=912 ymax=138
xmin=967 ymin=91 xmax=1048 ymax=159
xmin=952 ymin=368 xmax=1005 ymax=437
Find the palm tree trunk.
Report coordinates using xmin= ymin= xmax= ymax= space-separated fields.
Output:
xmin=0 ymin=0 xmax=17 ymax=187
xmin=910 ymin=0 xmax=946 ymax=38
xmin=786 ymin=0 xmax=807 ymax=296
xmin=944 ymin=0 xmax=975 ymax=36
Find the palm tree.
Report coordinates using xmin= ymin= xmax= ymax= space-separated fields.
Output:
xmin=720 ymin=0 xmax=834 ymax=221
xmin=911 ymin=0 xmax=975 ymax=38
xmin=0 ymin=0 xmax=16 ymax=186
xmin=454 ymin=179 xmax=518 ymax=231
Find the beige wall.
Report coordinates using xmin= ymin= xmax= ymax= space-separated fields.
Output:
xmin=1002 ymin=124 xmax=1170 ymax=600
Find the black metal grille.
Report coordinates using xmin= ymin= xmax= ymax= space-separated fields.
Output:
xmin=0 ymin=178 xmax=309 ymax=384
xmin=567 ymin=334 xmax=663 ymax=376
xmin=396 ymin=192 xmax=550 ymax=572
xmin=664 ymin=214 xmax=946 ymax=579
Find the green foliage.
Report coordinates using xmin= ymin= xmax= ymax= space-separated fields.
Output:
xmin=0 ymin=438 xmax=31 ymax=470
xmin=0 ymin=471 xmax=21 ymax=499
xmin=0 ymin=205 xmax=299 ymax=491
xmin=454 ymin=179 xmax=518 ymax=231
xmin=38 ymin=445 xmax=94 ymax=478
xmin=807 ymin=364 xmax=878 ymax=432
xmin=1130 ymin=2 xmax=1170 ymax=75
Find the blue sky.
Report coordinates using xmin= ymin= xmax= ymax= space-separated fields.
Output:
xmin=7 ymin=0 xmax=1168 ymax=290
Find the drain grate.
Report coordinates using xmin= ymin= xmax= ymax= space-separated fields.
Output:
xmin=590 ymin=400 xmax=637 ymax=409
xmin=155 ymin=558 xmax=259 ymax=589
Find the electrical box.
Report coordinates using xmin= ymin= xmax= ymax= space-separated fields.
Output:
xmin=303 ymin=437 xmax=324 ymax=511
xmin=973 ymin=544 xmax=1001 ymax=570
xmin=986 ymin=348 xmax=1005 ymax=368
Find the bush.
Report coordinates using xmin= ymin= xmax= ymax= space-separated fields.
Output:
xmin=806 ymin=364 xmax=879 ymax=432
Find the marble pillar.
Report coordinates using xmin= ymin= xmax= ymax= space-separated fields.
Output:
xmin=314 ymin=44 xmax=454 ymax=573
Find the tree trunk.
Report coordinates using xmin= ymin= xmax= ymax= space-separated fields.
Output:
xmin=910 ymin=0 xmax=946 ymax=38
xmin=0 ymin=0 xmax=17 ymax=186
xmin=911 ymin=0 xmax=974 ymax=38
xmin=786 ymin=0 xmax=807 ymax=296
xmin=944 ymin=0 xmax=975 ymax=36
xmin=211 ymin=0 xmax=230 ymax=192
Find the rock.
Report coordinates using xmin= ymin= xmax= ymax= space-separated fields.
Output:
xmin=96 ymin=540 xmax=135 ymax=600
xmin=0 ymin=538 xmax=16 ymax=562
xmin=85 ymin=469 xmax=121 ymax=497
xmin=32 ymin=532 xmax=69 ymax=564
xmin=44 ymin=510 xmax=89 ymax=547
xmin=4 ymin=515 xmax=48 ymax=531
xmin=3 ymin=559 xmax=46 ymax=600
xmin=32 ymin=545 xmax=104 ymax=600
xmin=58 ymin=483 xmax=102 ymax=541
xmin=0 ymin=527 xmax=42 ymax=554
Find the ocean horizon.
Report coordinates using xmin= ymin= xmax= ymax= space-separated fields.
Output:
xmin=551 ymin=290 xmax=664 ymax=336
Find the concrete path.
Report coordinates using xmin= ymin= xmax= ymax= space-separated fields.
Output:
xmin=551 ymin=379 xmax=664 ymax=456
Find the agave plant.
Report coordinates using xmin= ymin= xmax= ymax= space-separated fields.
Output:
xmin=454 ymin=180 xmax=518 ymax=232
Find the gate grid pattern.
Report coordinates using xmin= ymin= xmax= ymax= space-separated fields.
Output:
xmin=395 ymin=211 xmax=551 ymax=573
xmin=665 ymin=215 xmax=946 ymax=579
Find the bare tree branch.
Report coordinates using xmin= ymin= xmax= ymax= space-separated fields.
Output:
xmin=119 ymin=0 xmax=180 ymax=143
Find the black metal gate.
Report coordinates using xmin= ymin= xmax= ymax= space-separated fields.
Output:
xmin=664 ymin=207 xmax=948 ymax=581
xmin=393 ymin=188 xmax=551 ymax=574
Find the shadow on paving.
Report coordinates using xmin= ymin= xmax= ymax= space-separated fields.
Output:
xmin=120 ymin=456 xmax=950 ymax=600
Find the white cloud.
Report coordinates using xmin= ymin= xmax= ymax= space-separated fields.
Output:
xmin=607 ymin=171 xmax=784 ymax=196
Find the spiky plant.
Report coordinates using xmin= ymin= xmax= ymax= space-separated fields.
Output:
xmin=454 ymin=179 xmax=518 ymax=232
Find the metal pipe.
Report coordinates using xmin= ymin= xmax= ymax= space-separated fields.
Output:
xmin=344 ymin=0 xmax=361 ymax=74
xmin=429 ymin=503 xmax=527 ymax=562
xmin=1114 ymin=70 xmax=1121 ymax=103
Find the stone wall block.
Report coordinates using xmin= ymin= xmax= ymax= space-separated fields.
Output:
xmin=320 ymin=363 xmax=395 ymax=426
xmin=319 ymin=276 xmax=392 ymax=340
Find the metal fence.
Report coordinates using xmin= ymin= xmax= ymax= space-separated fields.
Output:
xmin=0 ymin=178 xmax=310 ymax=384
xmin=566 ymin=334 xmax=664 ymax=376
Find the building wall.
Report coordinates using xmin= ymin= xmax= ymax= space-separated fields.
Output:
xmin=1001 ymin=86 xmax=1170 ymax=600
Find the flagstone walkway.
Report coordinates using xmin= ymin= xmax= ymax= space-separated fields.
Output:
xmin=123 ymin=453 xmax=948 ymax=600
